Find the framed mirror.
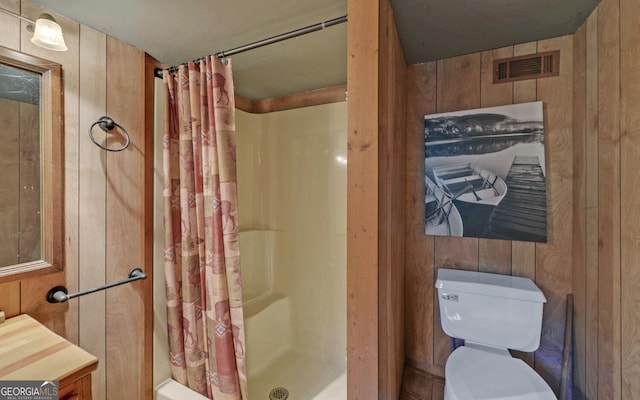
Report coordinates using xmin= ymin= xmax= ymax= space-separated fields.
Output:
xmin=0 ymin=46 xmax=63 ymax=282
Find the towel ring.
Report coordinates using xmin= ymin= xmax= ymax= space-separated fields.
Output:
xmin=89 ymin=116 xmax=130 ymax=152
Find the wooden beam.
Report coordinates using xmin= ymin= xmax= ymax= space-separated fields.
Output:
xmin=347 ymin=0 xmax=379 ymax=396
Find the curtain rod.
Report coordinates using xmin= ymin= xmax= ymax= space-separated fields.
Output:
xmin=154 ymin=15 xmax=347 ymax=78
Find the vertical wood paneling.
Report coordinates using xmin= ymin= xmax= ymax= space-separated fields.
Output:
xmin=404 ymin=62 xmax=437 ymax=375
xmin=397 ymin=2 xmax=640 ymax=399
xmin=406 ymin=37 xmax=578 ymax=392
xmin=105 ymin=37 xmax=146 ymax=400
xmin=597 ymin=0 xmax=621 ymax=397
xmin=0 ymin=0 xmax=19 ymax=13
xmin=19 ymin=0 xmax=80 ymax=341
xmin=0 ymin=3 xmax=151 ymax=399
xmin=0 ymin=12 xmax=19 ymax=51
xmin=347 ymin=0 xmax=380 ymax=397
xmin=142 ymin=54 xmax=157 ymax=400
xmin=535 ymin=35 xmax=574 ymax=393
xmin=78 ymin=25 xmax=107 ymax=400
xmin=583 ymin=14 xmax=599 ymax=398
xmin=0 ymin=282 xmax=20 ymax=317
xmin=378 ymin=1 xmax=407 ymax=397
xmin=480 ymin=47 xmax=514 ymax=108
xmin=572 ymin=21 xmax=588 ymax=400
xmin=619 ymin=0 xmax=640 ymax=397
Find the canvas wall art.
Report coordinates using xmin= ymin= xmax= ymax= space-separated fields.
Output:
xmin=424 ymin=101 xmax=547 ymax=242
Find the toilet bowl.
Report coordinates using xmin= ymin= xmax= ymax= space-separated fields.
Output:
xmin=436 ymin=268 xmax=557 ymax=400
xmin=444 ymin=345 xmax=555 ymax=400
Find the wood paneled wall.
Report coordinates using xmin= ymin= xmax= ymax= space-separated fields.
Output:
xmin=347 ymin=0 xmax=407 ymax=397
xmin=0 ymin=1 xmax=152 ymax=399
xmin=572 ymin=0 xmax=640 ymax=397
xmin=404 ymin=36 xmax=574 ymax=394
xmin=404 ymin=0 xmax=640 ymax=398
xmin=378 ymin=0 xmax=407 ymax=398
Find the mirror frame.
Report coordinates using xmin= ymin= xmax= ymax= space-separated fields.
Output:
xmin=0 ymin=46 xmax=63 ymax=282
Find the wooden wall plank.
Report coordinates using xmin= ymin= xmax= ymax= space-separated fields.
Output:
xmin=596 ymin=0 xmax=622 ymax=397
xmin=105 ymin=37 xmax=146 ymax=400
xmin=435 ymin=54 xmax=482 ymax=114
xmin=404 ymin=62 xmax=437 ymax=375
xmin=0 ymin=11 xmax=19 ymax=50
xmin=143 ymin=54 xmax=158 ymax=400
xmin=480 ymin=46 xmax=514 ymax=107
xmin=571 ymin=20 xmax=588 ymax=400
xmin=582 ymin=9 xmax=600 ymax=400
xmin=619 ymin=0 xmax=640 ymax=396
xmin=580 ymin=16 xmax=598 ymax=391
xmin=571 ymin=11 xmax=600 ymax=398
xmin=378 ymin=1 xmax=407 ymax=397
xmin=78 ymin=24 xmax=107 ymax=400
xmin=0 ymin=0 xmax=18 ymax=13
xmin=347 ymin=0 xmax=380 ymax=397
xmin=0 ymin=282 xmax=20 ymax=317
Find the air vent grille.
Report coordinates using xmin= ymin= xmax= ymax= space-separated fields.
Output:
xmin=493 ymin=50 xmax=560 ymax=83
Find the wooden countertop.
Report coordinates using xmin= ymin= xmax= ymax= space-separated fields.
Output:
xmin=0 ymin=314 xmax=98 ymax=383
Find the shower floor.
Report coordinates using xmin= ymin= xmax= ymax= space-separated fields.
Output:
xmin=248 ymin=349 xmax=345 ymax=400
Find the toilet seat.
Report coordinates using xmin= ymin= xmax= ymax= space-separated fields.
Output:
xmin=445 ymin=346 xmax=556 ymax=400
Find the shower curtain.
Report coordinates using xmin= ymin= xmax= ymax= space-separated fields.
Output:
xmin=162 ymin=56 xmax=247 ymax=400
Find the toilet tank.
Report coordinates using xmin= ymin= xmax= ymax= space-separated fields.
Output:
xmin=435 ymin=268 xmax=547 ymax=352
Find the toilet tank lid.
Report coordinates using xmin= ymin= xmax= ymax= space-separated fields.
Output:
xmin=435 ymin=268 xmax=547 ymax=303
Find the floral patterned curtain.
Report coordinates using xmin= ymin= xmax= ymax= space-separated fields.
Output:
xmin=162 ymin=56 xmax=247 ymax=400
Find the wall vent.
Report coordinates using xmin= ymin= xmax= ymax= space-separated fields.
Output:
xmin=493 ymin=50 xmax=560 ymax=83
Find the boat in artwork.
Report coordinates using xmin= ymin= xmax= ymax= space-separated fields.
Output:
xmin=425 ymin=177 xmax=463 ymax=237
xmin=431 ymin=163 xmax=507 ymax=206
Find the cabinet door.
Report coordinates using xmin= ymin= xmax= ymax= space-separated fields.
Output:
xmin=59 ymin=382 xmax=78 ymax=400
xmin=59 ymin=374 xmax=93 ymax=400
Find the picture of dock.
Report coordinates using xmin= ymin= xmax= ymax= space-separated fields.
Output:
xmin=424 ymin=101 xmax=547 ymax=242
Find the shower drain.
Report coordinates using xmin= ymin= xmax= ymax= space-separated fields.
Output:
xmin=269 ymin=387 xmax=289 ymax=400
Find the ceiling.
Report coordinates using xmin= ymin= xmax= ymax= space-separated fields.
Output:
xmin=33 ymin=0 xmax=599 ymax=101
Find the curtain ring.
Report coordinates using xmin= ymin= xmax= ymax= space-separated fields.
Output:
xmin=89 ymin=116 xmax=131 ymax=152
xmin=219 ymin=51 xmax=229 ymax=65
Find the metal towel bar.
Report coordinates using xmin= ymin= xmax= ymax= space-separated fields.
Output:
xmin=46 ymin=268 xmax=147 ymax=303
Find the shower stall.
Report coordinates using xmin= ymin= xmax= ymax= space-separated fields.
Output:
xmin=236 ymin=103 xmax=347 ymax=399
xmin=153 ymin=75 xmax=347 ymax=399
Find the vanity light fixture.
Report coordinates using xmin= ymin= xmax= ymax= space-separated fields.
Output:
xmin=0 ymin=9 xmax=68 ymax=51
xmin=29 ymin=14 xmax=68 ymax=51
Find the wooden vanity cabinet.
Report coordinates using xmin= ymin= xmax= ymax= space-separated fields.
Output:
xmin=0 ymin=314 xmax=98 ymax=400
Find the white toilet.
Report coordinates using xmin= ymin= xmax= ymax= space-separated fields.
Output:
xmin=435 ymin=268 xmax=557 ymax=400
